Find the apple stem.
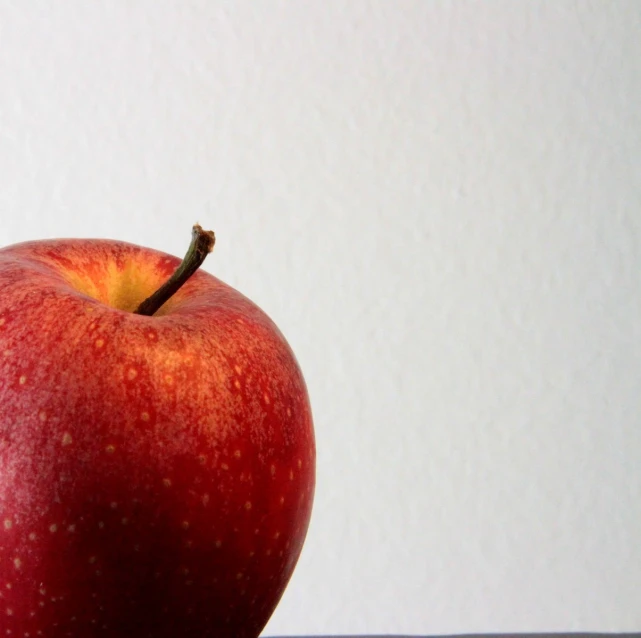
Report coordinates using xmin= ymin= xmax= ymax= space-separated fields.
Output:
xmin=134 ymin=224 xmax=215 ymax=316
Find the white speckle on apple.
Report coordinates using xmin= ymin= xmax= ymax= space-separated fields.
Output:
xmin=279 ymin=496 xmax=285 ymax=505
xmin=274 ymin=531 xmax=280 ymax=540
xmin=297 ymin=459 xmax=302 ymax=469
xmin=270 ymin=464 xmax=276 ymax=476
xmin=164 ymin=374 xmax=173 ymax=385
xmin=28 ymin=533 xmax=36 ymax=541
xmin=140 ymin=411 xmax=150 ymax=422
xmin=263 ymin=393 xmax=270 ymax=405
xmin=110 ymin=502 xmax=118 ymax=509
xmin=38 ymin=602 xmax=44 ymax=608
xmin=162 ymin=478 xmax=172 ymax=487
xmin=98 ymin=522 xmax=104 ymax=529
xmin=12 ymin=558 xmax=21 ymax=569
xmin=233 ymin=449 xmax=241 ymax=459
xmin=289 ymin=470 xmax=294 ymax=480
xmin=3 ymin=520 xmax=12 ymax=530
xmin=2 ymin=350 xmax=10 ymax=357
xmin=5 ymin=583 xmax=10 ymax=589
xmin=233 ymin=380 xmax=241 ymax=389
xmin=105 ymin=444 xmax=115 ymax=454
xmin=215 ymin=540 xmax=222 ymax=548
xmin=48 ymin=524 xmax=57 ymax=533
xmin=18 ymin=375 xmax=27 ymax=385
xmin=0 ymin=317 xmax=5 ymax=326
xmin=67 ymin=524 xmax=76 ymax=532
xmin=234 ymin=364 xmax=242 ymax=374
xmin=38 ymin=411 xmax=47 ymax=422
xmin=126 ymin=368 xmax=138 ymax=381
xmin=181 ymin=521 xmax=190 ymax=530
xmin=286 ymin=407 xmax=292 ymax=417
xmin=244 ymin=501 xmax=252 ymax=511
xmin=221 ymin=463 xmax=229 ymax=471
xmin=61 ymin=432 xmax=73 ymax=446
xmin=202 ymin=493 xmax=210 ymax=506
xmin=94 ymin=339 xmax=104 ymax=349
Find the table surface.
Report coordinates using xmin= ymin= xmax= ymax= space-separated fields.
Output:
xmin=267 ymin=634 xmax=640 ymax=637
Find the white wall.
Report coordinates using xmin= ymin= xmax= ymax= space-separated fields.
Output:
xmin=1 ymin=2 xmax=640 ymax=635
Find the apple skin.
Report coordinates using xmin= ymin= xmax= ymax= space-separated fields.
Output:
xmin=0 ymin=237 xmax=315 ymax=637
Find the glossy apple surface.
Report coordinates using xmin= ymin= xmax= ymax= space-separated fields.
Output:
xmin=0 ymin=237 xmax=315 ymax=637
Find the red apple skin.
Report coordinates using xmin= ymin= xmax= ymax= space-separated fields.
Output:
xmin=0 ymin=238 xmax=315 ymax=638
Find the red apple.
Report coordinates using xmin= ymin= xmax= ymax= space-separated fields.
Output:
xmin=0 ymin=226 xmax=315 ymax=637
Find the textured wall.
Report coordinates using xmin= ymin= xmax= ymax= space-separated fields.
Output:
xmin=1 ymin=2 xmax=640 ymax=636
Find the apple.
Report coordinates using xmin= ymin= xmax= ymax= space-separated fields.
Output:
xmin=0 ymin=225 xmax=315 ymax=637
